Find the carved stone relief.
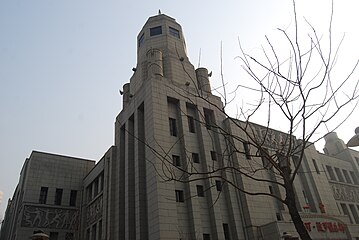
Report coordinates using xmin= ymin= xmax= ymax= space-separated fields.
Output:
xmin=21 ymin=205 xmax=79 ymax=230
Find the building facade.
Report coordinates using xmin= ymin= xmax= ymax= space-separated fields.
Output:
xmin=2 ymin=13 xmax=359 ymax=240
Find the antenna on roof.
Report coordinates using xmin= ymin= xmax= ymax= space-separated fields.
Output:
xmin=158 ymin=9 xmax=161 ymax=15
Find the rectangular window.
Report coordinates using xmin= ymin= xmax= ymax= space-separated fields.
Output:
xmin=196 ymin=185 xmax=204 ymax=197
xmin=138 ymin=33 xmax=144 ymax=47
xmin=210 ymin=151 xmax=217 ymax=161
xmin=349 ymin=204 xmax=359 ymax=223
xmin=87 ymin=185 xmax=93 ymax=202
xmin=172 ymin=155 xmax=181 ymax=167
xmin=69 ymin=190 xmax=77 ymax=206
xmin=92 ymin=224 xmax=97 ymax=240
xmin=343 ymin=169 xmax=352 ymax=184
xmin=334 ymin=167 xmax=344 ymax=182
xmin=350 ymin=171 xmax=358 ymax=184
xmin=39 ymin=187 xmax=48 ymax=204
xmin=169 ymin=118 xmax=177 ymax=137
xmin=100 ymin=172 xmax=104 ymax=191
xmin=326 ymin=165 xmax=336 ymax=181
xmin=65 ymin=232 xmax=74 ymax=240
xmin=175 ymin=190 xmax=184 ymax=202
xmin=86 ymin=229 xmax=90 ymax=240
xmin=150 ymin=26 xmax=162 ymax=36
xmin=204 ymin=108 xmax=214 ymax=130
xmin=49 ymin=232 xmax=59 ymax=240
xmin=169 ymin=27 xmax=180 ymax=38
xmin=341 ymin=203 xmax=353 ymax=223
xmin=243 ymin=142 xmax=251 ymax=159
xmin=203 ymin=234 xmax=211 ymax=240
xmin=187 ymin=116 xmax=195 ymax=133
xmin=98 ymin=220 xmax=102 ymax=240
xmin=54 ymin=188 xmax=63 ymax=205
xmin=312 ymin=159 xmax=320 ymax=174
xmin=192 ymin=153 xmax=199 ymax=163
xmin=216 ymin=180 xmax=222 ymax=191
xmin=94 ymin=178 xmax=99 ymax=196
xmin=223 ymin=223 xmax=231 ymax=240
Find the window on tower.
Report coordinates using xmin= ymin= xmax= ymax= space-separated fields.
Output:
xmin=169 ymin=27 xmax=180 ymax=38
xmin=138 ymin=33 xmax=144 ymax=47
xmin=150 ymin=26 xmax=162 ymax=36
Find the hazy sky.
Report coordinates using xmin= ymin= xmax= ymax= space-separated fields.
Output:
xmin=1 ymin=0 xmax=359 ymax=218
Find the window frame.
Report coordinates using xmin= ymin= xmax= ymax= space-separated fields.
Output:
xmin=172 ymin=155 xmax=181 ymax=167
xmin=54 ymin=188 xmax=63 ymax=205
xmin=192 ymin=152 xmax=200 ymax=163
xmin=69 ymin=190 xmax=77 ymax=206
xmin=150 ymin=26 xmax=162 ymax=36
xmin=175 ymin=190 xmax=184 ymax=202
xmin=169 ymin=117 xmax=177 ymax=137
xmin=39 ymin=187 xmax=48 ymax=204
xmin=196 ymin=185 xmax=204 ymax=197
xmin=169 ymin=26 xmax=180 ymax=38
xmin=187 ymin=115 xmax=195 ymax=133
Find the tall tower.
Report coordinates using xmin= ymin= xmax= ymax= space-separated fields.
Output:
xmin=114 ymin=14 xmax=245 ymax=240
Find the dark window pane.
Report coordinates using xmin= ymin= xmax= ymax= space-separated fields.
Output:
xmin=223 ymin=223 xmax=231 ymax=240
xmin=312 ymin=159 xmax=320 ymax=174
xmin=150 ymin=26 xmax=162 ymax=36
xmin=169 ymin=27 xmax=180 ymax=38
xmin=192 ymin=153 xmax=199 ymax=163
xmin=216 ymin=180 xmax=222 ymax=191
xmin=188 ymin=116 xmax=195 ymax=133
xmin=169 ymin=118 xmax=177 ymax=136
xmin=39 ymin=187 xmax=48 ymax=204
xmin=70 ymin=190 xmax=77 ymax=206
xmin=197 ymin=185 xmax=204 ymax=197
xmin=172 ymin=155 xmax=181 ymax=167
xmin=210 ymin=151 xmax=217 ymax=161
xmin=138 ymin=33 xmax=144 ymax=47
xmin=65 ymin=232 xmax=74 ymax=240
xmin=203 ymin=234 xmax=211 ymax=240
xmin=54 ymin=188 xmax=63 ymax=205
xmin=175 ymin=190 xmax=184 ymax=202
xmin=243 ymin=142 xmax=251 ymax=159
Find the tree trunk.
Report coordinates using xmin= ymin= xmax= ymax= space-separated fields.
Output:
xmin=285 ymin=180 xmax=312 ymax=240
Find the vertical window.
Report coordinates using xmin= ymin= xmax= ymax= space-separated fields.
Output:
xmin=216 ymin=180 xmax=222 ymax=191
xmin=69 ymin=190 xmax=77 ymax=206
xmin=210 ymin=151 xmax=217 ymax=161
xmin=187 ymin=116 xmax=195 ymax=133
xmin=350 ymin=171 xmax=358 ymax=184
xmin=87 ymin=185 xmax=93 ymax=201
xmin=312 ymin=159 xmax=320 ymax=174
xmin=243 ymin=142 xmax=251 ymax=159
xmin=204 ymin=108 xmax=214 ymax=130
xmin=326 ymin=166 xmax=336 ymax=181
xmin=98 ymin=220 xmax=102 ymax=240
xmin=39 ymin=187 xmax=48 ymax=204
xmin=49 ymin=232 xmax=59 ymax=240
xmin=175 ymin=190 xmax=184 ymax=202
xmin=223 ymin=223 xmax=231 ymax=240
xmin=196 ymin=185 xmax=204 ymax=197
xmin=169 ymin=27 xmax=180 ymax=38
xmin=192 ymin=153 xmax=199 ymax=163
xmin=302 ymin=191 xmax=309 ymax=204
xmin=341 ymin=203 xmax=353 ymax=223
xmin=334 ymin=167 xmax=344 ymax=182
xmin=65 ymin=232 xmax=74 ymax=240
xmin=269 ymin=186 xmax=273 ymax=194
xmin=138 ymin=33 xmax=144 ymax=47
xmin=94 ymin=178 xmax=99 ymax=196
xmin=92 ymin=224 xmax=97 ymax=240
xmin=169 ymin=118 xmax=177 ymax=136
xmin=86 ymin=228 xmax=90 ymax=240
xmin=100 ymin=172 xmax=104 ymax=191
xmin=54 ymin=188 xmax=63 ymax=205
xmin=203 ymin=233 xmax=211 ymax=240
xmin=343 ymin=169 xmax=352 ymax=184
xmin=150 ymin=26 xmax=162 ymax=36
xmin=349 ymin=204 xmax=359 ymax=223
xmin=172 ymin=155 xmax=181 ymax=167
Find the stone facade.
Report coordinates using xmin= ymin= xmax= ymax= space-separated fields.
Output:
xmin=2 ymin=13 xmax=359 ymax=240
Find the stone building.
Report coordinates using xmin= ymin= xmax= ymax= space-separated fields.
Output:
xmin=0 ymin=151 xmax=94 ymax=240
xmin=2 ymin=13 xmax=359 ymax=240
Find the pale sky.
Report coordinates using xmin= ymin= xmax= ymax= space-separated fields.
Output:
xmin=1 ymin=0 xmax=358 ymax=218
